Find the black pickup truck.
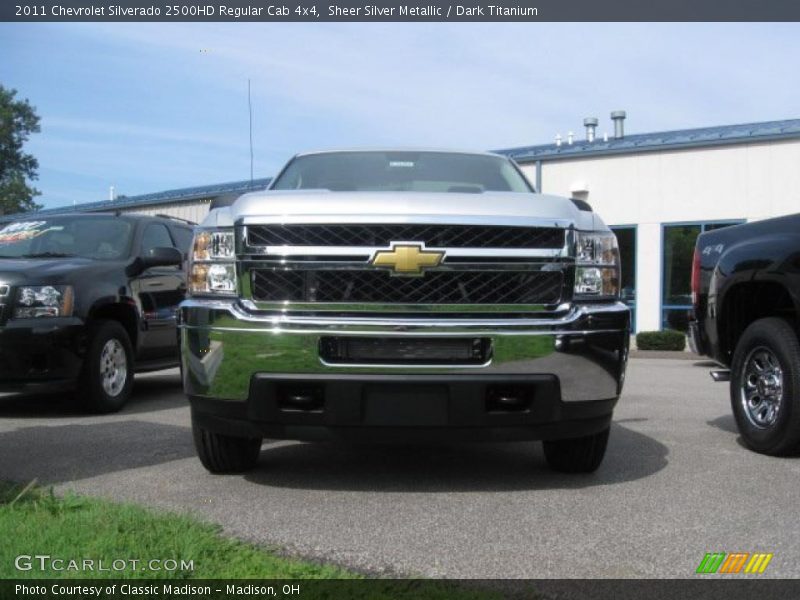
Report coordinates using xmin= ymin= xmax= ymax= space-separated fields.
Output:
xmin=690 ymin=213 xmax=800 ymax=455
xmin=0 ymin=213 xmax=192 ymax=412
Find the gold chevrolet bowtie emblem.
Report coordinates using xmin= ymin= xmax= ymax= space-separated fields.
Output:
xmin=371 ymin=243 xmax=444 ymax=276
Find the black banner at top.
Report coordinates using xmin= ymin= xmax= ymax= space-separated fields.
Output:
xmin=3 ymin=0 xmax=800 ymax=22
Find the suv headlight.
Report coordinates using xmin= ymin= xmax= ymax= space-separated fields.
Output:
xmin=574 ymin=231 xmax=620 ymax=299
xmin=189 ymin=229 xmax=237 ymax=295
xmin=14 ymin=285 xmax=74 ymax=318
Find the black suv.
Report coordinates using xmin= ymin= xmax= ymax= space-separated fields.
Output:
xmin=0 ymin=212 xmax=193 ymax=412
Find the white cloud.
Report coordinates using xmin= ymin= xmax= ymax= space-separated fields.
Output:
xmin=5 ymin=22 xmax=800 ymax=208
xmin=42 ymin=116 xmax=242 ymax=148
xmin=73 ymin=23 xmax=800 ymax=146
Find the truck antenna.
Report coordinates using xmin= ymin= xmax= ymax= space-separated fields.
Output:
xmin=248 ymin=78 xmax=254 ymax=185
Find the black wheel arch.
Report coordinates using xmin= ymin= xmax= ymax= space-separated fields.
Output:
xmin=718 ymin=278 xmax=798 ymax=363
xmin=87 ymin=299 xmax=140 ymax=354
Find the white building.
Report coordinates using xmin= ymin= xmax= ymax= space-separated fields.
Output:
xmin=495 ymin=116 xmax=800 ymax=332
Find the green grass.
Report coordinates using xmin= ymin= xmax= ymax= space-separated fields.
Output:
xmin=0 ymin=482 xmax=506 ymax=599
xmin=0 ymin=480 xmax=353 ymax=580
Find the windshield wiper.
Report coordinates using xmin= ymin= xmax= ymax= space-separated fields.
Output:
xmin=21 ymin=252 xmax=76 ymax=258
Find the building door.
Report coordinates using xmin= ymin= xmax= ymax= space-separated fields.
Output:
xmin=661 ymin=221 xmax=742 ymax=331
xmin=611 ymin=226 xmax=637 ymax=332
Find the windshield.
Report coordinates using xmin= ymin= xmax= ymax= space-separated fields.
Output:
xmin=0 ymin=216 xmax=134 ymax=260
xmin=271 ymin=151 xmax=533 ymax=194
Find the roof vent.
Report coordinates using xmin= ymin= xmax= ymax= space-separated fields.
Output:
xmin=555 ymin=133 xmax=562 ymax=147
xmin=583 ymin=117 xmax=598 ymax=142
xmin=611 ymin=110 xmax=626 ymax=139
xmin=567 ymin=131 xmax=574 ymax=145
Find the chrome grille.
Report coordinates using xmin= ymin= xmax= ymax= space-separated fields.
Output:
xmin=247 ymin=224 xmax=564 ymax=249
xmin=251 ymin=270 xmax=563 ymax=305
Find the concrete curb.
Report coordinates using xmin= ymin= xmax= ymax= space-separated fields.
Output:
xmin=629 ymin=350 xmax=704 ymax=360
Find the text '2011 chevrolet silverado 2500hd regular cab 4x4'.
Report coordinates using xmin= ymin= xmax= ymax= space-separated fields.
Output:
xmin=690 ymin=213 xmax=800 ymax=456
xmin=180 ymin=150 xmax=630 ymax=474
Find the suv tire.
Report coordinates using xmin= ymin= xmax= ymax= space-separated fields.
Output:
xmin=80 ymin=320 xmax=134 ymax=414
xmin=192 ymin=418 xmax=262 ymax=474
xmin=543 ymin=427 xmax=610 ymax=473
xmin=730 ymin=317 xmax=800 ymax=456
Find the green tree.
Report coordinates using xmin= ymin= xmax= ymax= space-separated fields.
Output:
xmin=0 ymin=85 xmax=42 ymax=215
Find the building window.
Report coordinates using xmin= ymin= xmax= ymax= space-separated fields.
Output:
xmin=661 ymin=221 xmax=742 ymax=332
xmin=611 ymin=226 xmax=637 ymax=331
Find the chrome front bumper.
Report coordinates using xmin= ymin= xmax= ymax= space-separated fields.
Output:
xmin=179 ymin=300 xmax=630 ymax=403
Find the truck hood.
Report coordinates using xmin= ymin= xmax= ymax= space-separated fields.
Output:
xmin=210 ymin=190 xmax=601 ymax=231
xmin=0 ymin=257 xmax=100 ymax=287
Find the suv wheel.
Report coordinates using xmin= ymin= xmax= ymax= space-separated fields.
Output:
xmin=730 ymin=317 xmax=800 ymax=456
xmin=81 ymin=320 xmax=134 ymax=414
xmin=542 ymin=427 xmax=610 ymax=473
xmin=192 ymin=418 xmax=262 ymax=474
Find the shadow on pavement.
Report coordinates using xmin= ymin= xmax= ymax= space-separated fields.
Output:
xmin=123 ymin=371 xmax=186 ymax=415
xmin=693 ymin=360 xmax=719 ymax=368
xmin=707 ymin=413 xmax=738 ymax=434
xmin=0 ymin=420 xmax=194 ymax=484
xmin=245 ymin=422 xmax=668 ymax=492
xmin=0 ymin=370 xmax=184 ymax=418
xmin=707 ymin=414 xmax=800 ymax=456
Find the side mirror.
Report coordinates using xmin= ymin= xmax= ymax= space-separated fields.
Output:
xmin=140 ymin=246 xmax=183 ymax=269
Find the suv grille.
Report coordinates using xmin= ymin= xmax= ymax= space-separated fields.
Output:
xmin=247 ymin=224 xmax=564 ymax=249
xmin=252 ymin=270 xmax=562 ymax=305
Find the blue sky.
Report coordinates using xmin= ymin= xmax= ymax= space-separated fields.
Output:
xmin=1 ymin=22 xmax=799 ymax=209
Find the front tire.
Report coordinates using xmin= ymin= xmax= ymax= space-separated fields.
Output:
xmin=192 ymin=418 xmax=262 ymax=474
xmin=543 ymin=427 xmax=610 ymax=473
xmin=80 ymin=320 xmax=134 ymax=414
xmin=730 ymin=317 xmax=800 ymax=456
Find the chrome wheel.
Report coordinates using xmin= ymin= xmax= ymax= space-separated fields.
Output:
xmin=740 ymin=346 xmax=784 ymax=429
xmin=100 ymin=338 xmax=128 ymax=397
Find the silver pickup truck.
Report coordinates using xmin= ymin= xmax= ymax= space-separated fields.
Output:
xmin=179 ymin=150 xmax=630 ymax=474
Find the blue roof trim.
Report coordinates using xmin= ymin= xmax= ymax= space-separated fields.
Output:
xmin=494 ymin=119 xmax=800 ymax=163
xmin=1 ymin=178 xmax=272 ymax=222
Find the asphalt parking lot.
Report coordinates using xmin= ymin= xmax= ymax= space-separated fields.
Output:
xmin=1 ymin=358 xmax=799 ymax=579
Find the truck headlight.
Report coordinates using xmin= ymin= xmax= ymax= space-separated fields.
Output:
xmin=192 ymin=230 xmax=235 ymax=260
xmin=14 ymin=285 xmax=74 ymax=318
xmin=574 ymin=231 xmax=620 ymax=299
xmin=189 ymin=229 xmax=237 ymax=295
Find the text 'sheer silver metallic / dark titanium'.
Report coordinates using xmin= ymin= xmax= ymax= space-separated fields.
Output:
xmin=179 ymin=150 xmax=630 ymax=473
